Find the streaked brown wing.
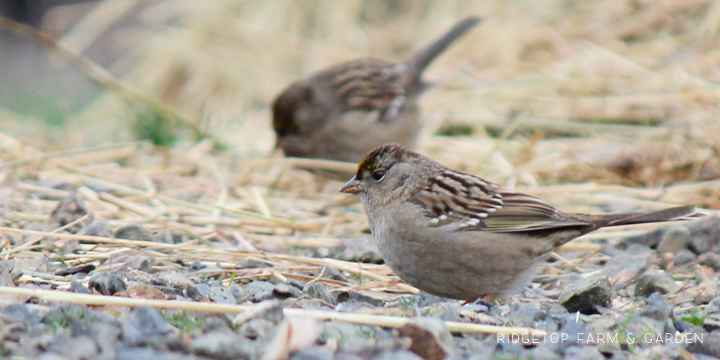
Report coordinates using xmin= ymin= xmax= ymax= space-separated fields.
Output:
xmin=411 ymin=170 xmax=590 ymax=232
xmin=328 ymin=59 xmax=406 ymax=115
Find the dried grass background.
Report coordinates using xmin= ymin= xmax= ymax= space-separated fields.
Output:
xmin=1 ymin=0 xmax=720 ymax=305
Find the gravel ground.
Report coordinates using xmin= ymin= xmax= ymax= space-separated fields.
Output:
xmin=2 ymin=203 xmax=720 ymax=360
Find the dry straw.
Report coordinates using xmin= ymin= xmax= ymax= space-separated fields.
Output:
xmin=0 ymin=0 xmax=719 ymax=339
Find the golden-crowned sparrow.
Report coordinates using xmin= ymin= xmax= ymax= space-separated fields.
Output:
xmin=272 ymin=17 xmax=482 ymax=163
xmin=340 ymin=144 xmax=700 ymax=300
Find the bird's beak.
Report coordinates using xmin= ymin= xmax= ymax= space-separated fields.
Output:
xmin=340 ymin=177 xmax=364 ymax=194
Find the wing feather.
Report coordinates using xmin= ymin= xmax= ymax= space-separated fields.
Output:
xmin=410 ymin=170 xmax=590 ymax=232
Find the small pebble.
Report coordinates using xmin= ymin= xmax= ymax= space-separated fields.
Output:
xmin=398 ymin=318 xmax=454 ymax=360
xmin=673 ymin=249 xmax=696 ymax=267
xmin=657 ymin=226 xmax=691 ymax=255
xmin=192 ymin=330 xmax=258 ymax=360
xmin=114 ymin=224 xmax=154 ymax=241
xmin=150 ymin=271 xmax=194 ymax=290
xmin=89 ymin=272 xmax=127 ymax=295
xmin=304 ymin=282 xmax=335 ymax=304
xmin=635 ymin=269 xmax=678 ymax=296
xmin=49 ymin=194 xmax=90 ymax=232
xmin=55 ymin=264 xmax=95 ymax=276
xmin=699 ymin=253 xmax=720 ymax=272
xmin=558 ymin=274 xmax=612 ymax=314
xmin=240 ymin=281 xmax=276 ymax=303
xmin=77 ymin=221 xmax=112 ymax=238
xmin=687 ymin=216 xmax=720 ymax=254
xmin=638 ymin=292 xmax=673 ymax=321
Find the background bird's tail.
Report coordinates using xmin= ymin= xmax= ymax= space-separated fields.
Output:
xmin=402 ymin=16 xmax=482 ymax=95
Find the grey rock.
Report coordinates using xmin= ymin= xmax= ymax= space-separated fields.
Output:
xmin=291 ymin=346 xmax=335 ymax=360
xmin=151 ymin=271 xmax=194 ymax=290
xmin=190 ymin=262 xmax=206 ymax=271
xmin=330 ymin=237 xmax=384 ymax=264
xmin=318 ymin=266 xmax=349 ymax=283
xmin=272 ymin=282 xmax=303 ymax=299
xmin=2 ymin=303 xmax=40 ymax=323
xmin=37 ymin=353 xmax=71 ymax=360
xmin=290 ymin=298 xmax=335 ymax=310
xmin=78 ymin=221 xmax=112 ymax=238
xmin=398 ymin=318 xmax=454 ymax=360
xmin=657 ymin=226 xmax=691 ymax=254
xmin=674 ymin=318 xmax=702 ymax=333
xmin=238 ymin=318 xmax=276 ymax=340
xmin=192 ymin=283 xmax=210 ymax=299
xmin=413 ymin=291 xmax=450 ymax=308
xmin=115 ymin=224 xmax=154 ymax=241
xmin=42 ymin=304 xmax=115 ymax=338
xmin=529 ymin=346 xmax=563 ymax=360
xmin=208 ymin=285 xmax=236 ymax=304
xmin=49 ymin=194 xmax=90 ymax=232
xmin=154 ymin=230 xmax=175 ymax=244
xmin=117 ymin=347 xmax=209 ymax=360
xmin=201 ymin=315 xmax=234 ymax=334
xmin=703 ymin=320 xmax=720 ymax=333
xmin=92 ymin=321 xmax=123 ymax=355
xmin=673 ymin=249 xmax=696 ymax=267
xmin=699 ymin=253 xmax=720 ymax=272
xmin=232 ymin=300 xmax=284 ymax=327
xmin=335 ymin=299 xmax=379 ymax=313
xmin=191 ymin=330 xmax=256 ymax=360
xmin=563 ymin=346 xmax=605 ymax=360
xmin=0 ymin=260 xmax=20 ymax=286
xmin=707 ymin=297 xmax=720 ymax=315
xmin=126 ymin=254 xmax=155 ymax=273
xmin=639 ymin=292 xmax=673 ymax=321
xmin=287 ymin=278 xmax=306 ymax=290
xmin=558 ymin=274 xmax=612 ymax=314
xmin=240 ymin=281 xmax=276 ymax=303
xmin=687 ymin=331 xmax=720 ymax=358
xmin=635 ymin=269 xmax=678 ymax=296
xmin=508 ymin=301 xmax=546 ymax=327
xmin=616 ymin=229 xmax=664 ymax=250
xmin=89 ymin=272 xmax=127 ymax=295
xmin=695 ymin=292 xmax=716 ymax=305
xmin=46 ymin=335 xmax=99 ymax=360
xmin=59 ymin=239 xmax=81 ymax=254
xmin=539 ymin=320 xmax=589 ymax=354
xmin=236 ymin=259 xmax=269 ymax=269
xmin=121 ymin=307 xmax=171 ymax=345
xmin=687 ymin=216 xmax=720 ymax=254
xmin=496 ymin=341 xmax=529 ymax=357
xmin=602 ymin=251 xmax=649 ymax=287
xmin=371 ymin=350 xmax=424 ymax=360
xmin=304 ymin=282 xmax=335 ymax=304
xmin=625 ymin=315 xmax=665 ymax=344
xmin=69 ymin=275 xmax=92 ymax=294
xmin=693 ymin=354 xmax=720 ymax=360
xmin=56 ymin=263 xmax=95 ymax=276
xmin=322 ymin=321 xmax=375 ymax=353
xmin=335 ymin=291 xmax=384 ymax=307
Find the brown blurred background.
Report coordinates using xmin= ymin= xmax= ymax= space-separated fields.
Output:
xmin=1 ymin=0 xmax=719 ymax=201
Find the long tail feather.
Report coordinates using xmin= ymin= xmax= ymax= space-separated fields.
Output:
xmin=596 ymin=205 xmax=698 ymax=228
xmin=402 ymin=16 xmax=482 ymax=94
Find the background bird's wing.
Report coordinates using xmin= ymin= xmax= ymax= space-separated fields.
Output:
xmin=328 ymin=59 xmax=405 ymax=114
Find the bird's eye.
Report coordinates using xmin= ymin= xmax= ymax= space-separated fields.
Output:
xmin=371 ymin=170 xmax=386 ymax=181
